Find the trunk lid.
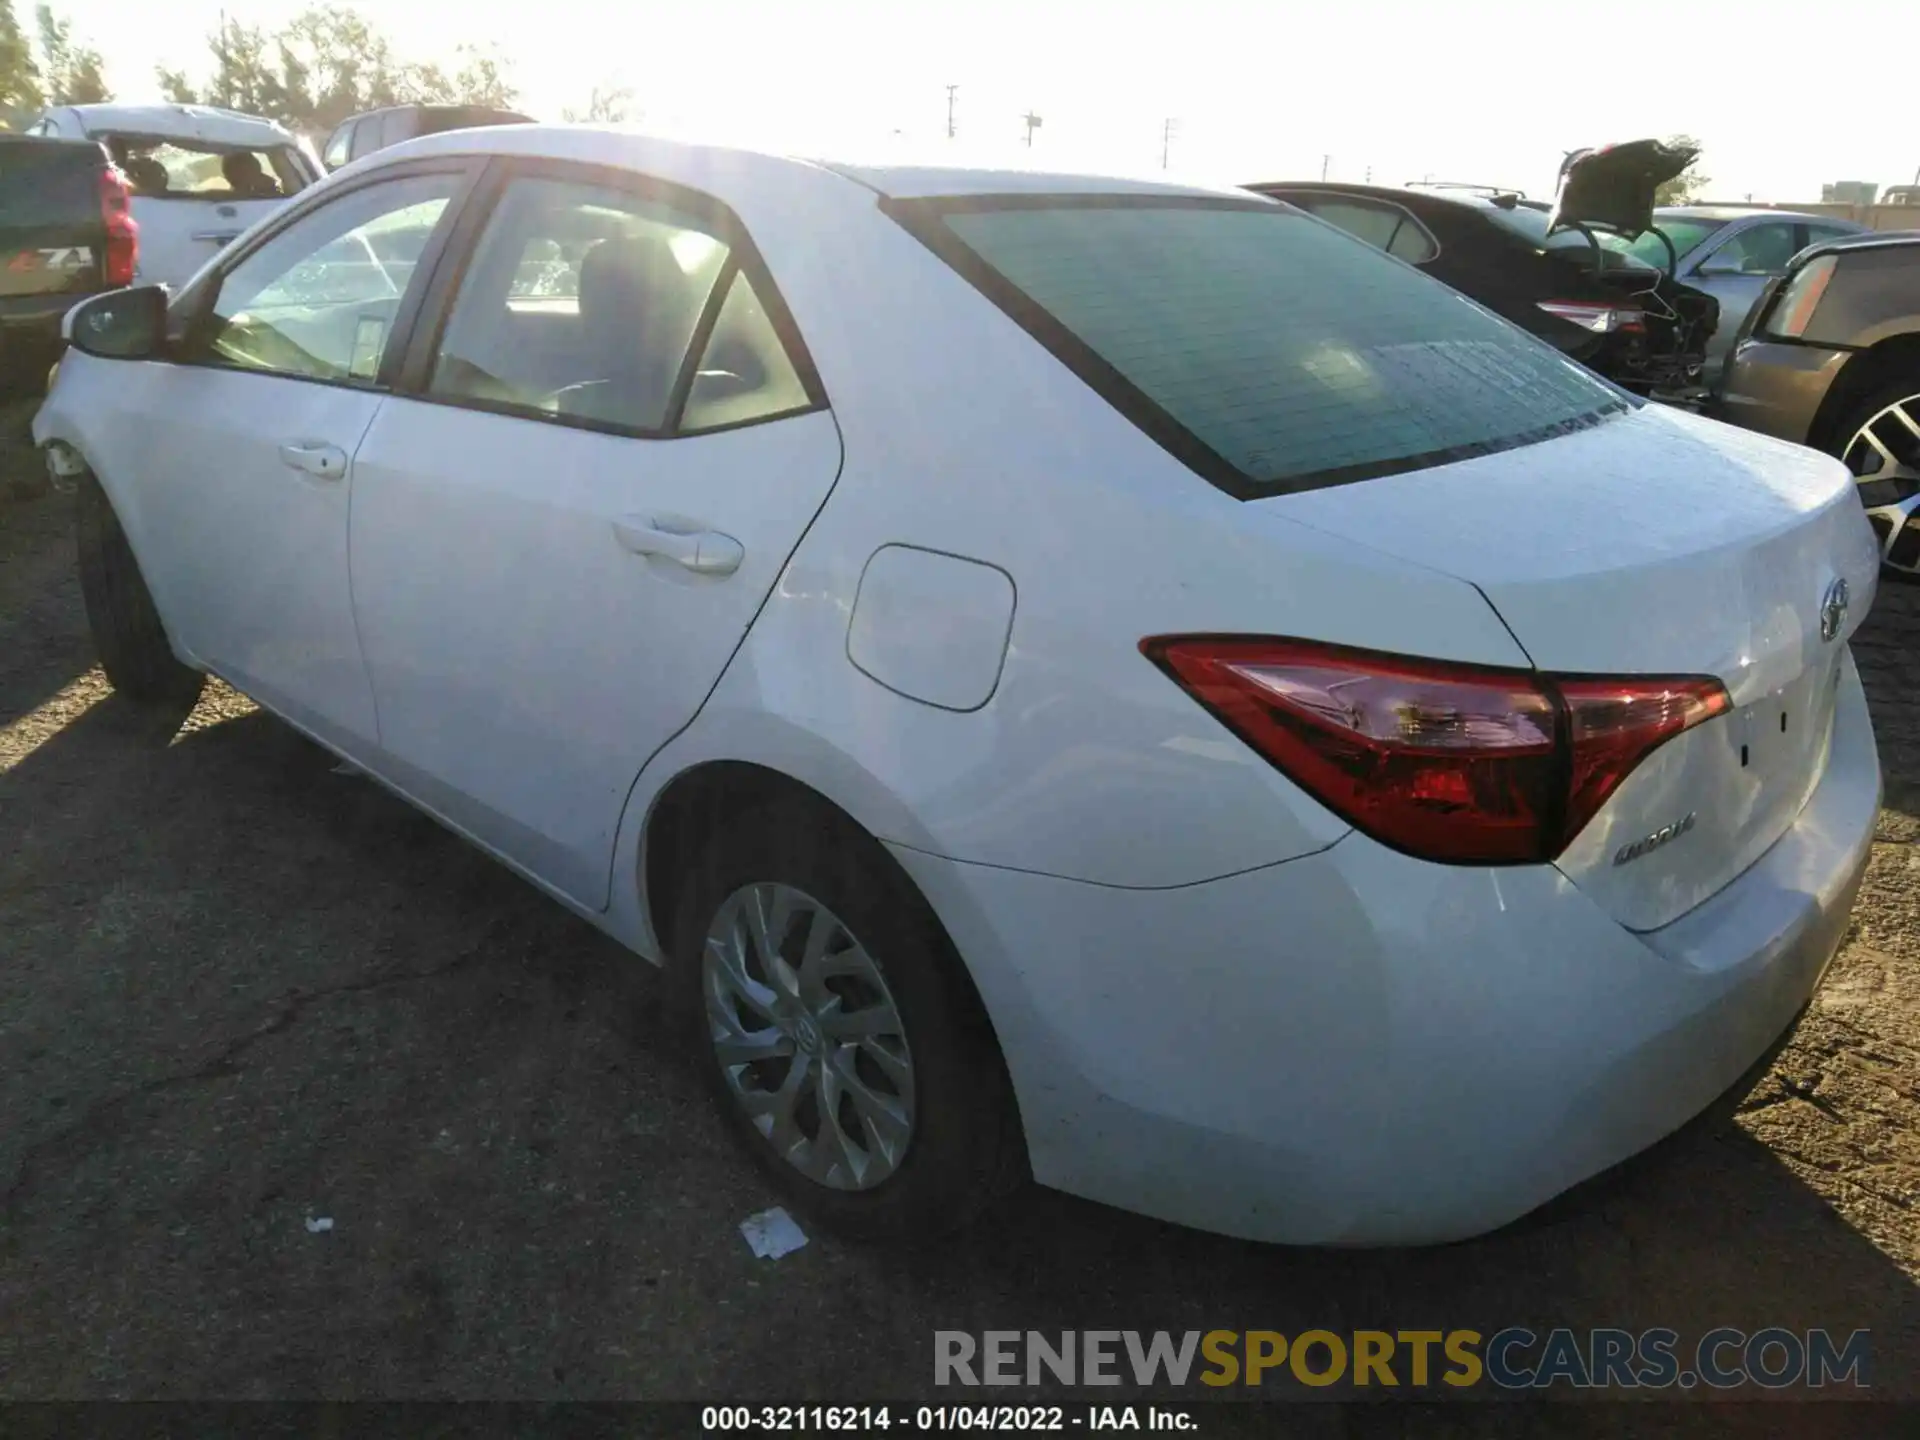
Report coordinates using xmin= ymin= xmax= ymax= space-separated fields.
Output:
xmin=1266 ymin=403 xmax=1880 ymax=930
xmin=0 ymin=137 xmax=106 ymax=300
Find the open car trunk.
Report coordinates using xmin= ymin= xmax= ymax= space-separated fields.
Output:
xmin=1266 ymin=404 xmax=1880 ymax=932
xmin=1548 ymin=139 xmax=1718 ymax=402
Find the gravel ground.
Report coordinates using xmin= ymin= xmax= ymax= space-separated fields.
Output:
xmin=2 ymin=435 xmax=1918 ymax=1427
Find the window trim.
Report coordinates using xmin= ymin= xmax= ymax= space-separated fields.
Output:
xmin=168 ymin=156 xmax=487 ymax=394
xmin=389 ymin=154 xmax=829 ymax=444
xmin=883 ymin=190 xmax=1628 ymax=502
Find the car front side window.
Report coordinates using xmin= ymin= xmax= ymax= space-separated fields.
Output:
xmin=193 ymin=171 xmax=461 ymax=384
xmin=1707 ymin=223 xmax=1801 ymax=275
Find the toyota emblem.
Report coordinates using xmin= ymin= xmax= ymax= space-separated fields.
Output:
xmin=1820 ymin=576 xmax=1850 ymax=643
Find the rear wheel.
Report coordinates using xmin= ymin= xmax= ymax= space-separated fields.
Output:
xmin=668 ymin=796 xmax=1024 ymax=1239
xmin=1836 ymin=380 xmax=1920 ymax=581
xmin=74 ymin=470 xmax=204 ymax=710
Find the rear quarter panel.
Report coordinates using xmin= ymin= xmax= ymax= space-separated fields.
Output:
xmin=620 ymin=174 xmax=1536 ymax=900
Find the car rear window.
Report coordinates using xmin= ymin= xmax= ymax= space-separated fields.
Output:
xmin=0 ymin=140 xmax=101 ymax=227
xmin=895 ymin=196 xmax=1628 ymax=498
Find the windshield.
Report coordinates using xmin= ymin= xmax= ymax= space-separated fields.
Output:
xmin=94 ymin=134 xmax=312 ymax=201
xmin=897 ymin=196 xmax=1629 ymax=498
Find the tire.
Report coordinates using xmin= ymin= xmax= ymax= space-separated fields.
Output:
xmin=1833 ymin=377 xmax=1920 ymax=582
xmin=74 ymin=469 xmax=205 ymax=710
xmin=668 ymin=795 xmax=1025 ymax=1240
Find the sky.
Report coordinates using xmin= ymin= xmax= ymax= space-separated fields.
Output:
xmin=44 ymin=0 xmax=1920 ymax=203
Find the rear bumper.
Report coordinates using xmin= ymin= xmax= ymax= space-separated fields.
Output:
xmin=895 ymin=651 xmax=1879 ymax=1245
xmin=1713 ymin=337 xmax=1851 ymax=443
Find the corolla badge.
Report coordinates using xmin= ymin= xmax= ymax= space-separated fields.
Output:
xmin=1614 ymin=812 xmax=1696 ymax=867
xmin=1820 ymin=576 xmax=1850 ymax=643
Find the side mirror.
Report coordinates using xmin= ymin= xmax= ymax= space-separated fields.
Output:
xmin=62 ymin=285 xmax=169 ymax=360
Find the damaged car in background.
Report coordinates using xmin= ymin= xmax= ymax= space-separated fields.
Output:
xmin=1250 ymin=139 xmax=1719 ymax=405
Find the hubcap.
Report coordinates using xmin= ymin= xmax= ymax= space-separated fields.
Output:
xmin=1842 ymin=393 xmax=1920 ymax=575
xmin=701 ymin=882 xmax=915 ymax=1191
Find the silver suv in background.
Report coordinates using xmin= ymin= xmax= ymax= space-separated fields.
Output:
xmin=320 ymin=105 xmax=533 ymax=171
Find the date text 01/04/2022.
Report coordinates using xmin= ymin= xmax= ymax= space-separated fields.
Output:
xmin=700 ymin=1405 xmax=1198 ymax=1432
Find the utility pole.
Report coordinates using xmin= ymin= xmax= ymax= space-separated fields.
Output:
xmin=1321 ymin=153 xmax=1330 ymax=181
xmin=218 ymin=7 xmax=230 ymax=107
xmin=1161 ymin=117 xmax=1179 ymax=170
xmin=1022 ymin=111 xmax=1042 ymax=147
xmin=946 ymin=85 xmax=958 ymax=140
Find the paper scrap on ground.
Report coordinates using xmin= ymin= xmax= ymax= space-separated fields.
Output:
xmin=740 ymin=1207 xmax=807 ymax=1259
xmin=304 ymin=1216 xmax=334 ymax=1234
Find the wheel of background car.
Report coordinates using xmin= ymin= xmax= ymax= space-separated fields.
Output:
xmin=666 ymin=792 xmax=1025 ymax=1239
xmin=73 ymin=470 xmax=205 ymax=711
xmin=1836 ymin=378 xmax=1920 ymax=582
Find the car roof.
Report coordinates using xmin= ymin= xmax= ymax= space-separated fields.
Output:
xmin=377 ymin=124 xmax=1259 ymax=202
xmin=64 ymin=103 xmax=295 ymax=148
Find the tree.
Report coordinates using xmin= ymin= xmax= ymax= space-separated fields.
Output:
xmin=153 ymin=5 xmax=519 ymax=133
xmin=0 ymin=0 xmax=43 ymax=117
xmin=35 ymin=5 xmax=108 ymax=105
xmin=1655 ymin=134 xmax=1710 ymax=206
xmin=563 ymin=84 xmax=635 ymax=125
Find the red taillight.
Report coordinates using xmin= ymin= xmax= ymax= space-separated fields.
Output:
xmin=1536 ymin=300 xmax=1645 ymax=335
xmin=1143 ymin=637 xmax=1730 ymax=866
xmin=99 ymin=166 xmax=137 ymax=287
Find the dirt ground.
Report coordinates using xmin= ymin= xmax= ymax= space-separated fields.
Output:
xmin=2 ymin=420 xmax=1919 ymax=1427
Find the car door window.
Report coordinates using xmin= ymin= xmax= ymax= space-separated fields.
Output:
xmin=428 ymin=175 xmax=735 ymax=432
xmin=1708 ymin=223 xmax=1800 ymax=275
xmin=1803 ymin=223 xmax=1856 ymax=248
xmin=323 ymin=122 xmax=353 ymax=170
xmin=1297 ymin=198 xmax=1438 ymax=264
xmin=194 ymin=171 xmax=460 ymax=384
xmin=349 ymin=115 xmax=384 ymax=162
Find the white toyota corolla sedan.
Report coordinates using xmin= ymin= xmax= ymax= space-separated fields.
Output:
xmin=35 ymin=125 xmax=1883 ymax=1245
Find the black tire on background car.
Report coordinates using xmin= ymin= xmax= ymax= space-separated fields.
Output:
xmin=668 ymin=794 xmax=1026 ymax=1239
xmin=1835 ymin=377 xmax=1920 ymax=582
xmin=74 ymin=469 xmax=205 ymax=709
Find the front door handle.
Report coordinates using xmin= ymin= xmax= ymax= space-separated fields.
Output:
xmin=278 ymin=441 xmax=348 ymax=481
xmin=611 ymin=517 xmax=744 ymax=575
xmin=192 ymin=230 xmax=243 ymax=246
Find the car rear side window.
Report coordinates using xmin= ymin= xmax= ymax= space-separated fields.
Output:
xmin=1293 ymin=198 xmax=1438 ymax=265
xmin=901 ymin=197 xmax=1627 ymax=497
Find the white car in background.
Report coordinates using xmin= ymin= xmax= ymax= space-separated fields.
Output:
xmin=24 ymin=104 xmax=320 ymax=289
xmin=33 ymin=126 xmax=1883 ymax=1246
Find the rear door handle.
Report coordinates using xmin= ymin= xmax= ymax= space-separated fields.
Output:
xmin=611 ymin=517 xmax=744 ymax=575
xmin=278 ymin=441 xmax=348 ymax=481
xmin=192 ymin=230 xmax=243 ymax=246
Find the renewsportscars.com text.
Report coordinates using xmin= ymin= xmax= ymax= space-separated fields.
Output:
xmin=934 ymin=1328 xmax=1872 ymax=1391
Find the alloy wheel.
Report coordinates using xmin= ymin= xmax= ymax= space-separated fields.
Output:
xmin=1842 ymin=392 xmax=1920 ymax=575
xmin=701 ymin=882 xmax=916 ymax=1190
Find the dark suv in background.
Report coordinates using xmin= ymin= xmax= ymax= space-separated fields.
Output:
xmin=1715 ymin=230 xmax=1920 ymax=577
xmin=0 ymin=133 xmax=136 ymax=393
xmin=320 ymin=104 xmax=532 ymax=170
xmin=1249 ymin=181 xmax=1719 ymax=405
